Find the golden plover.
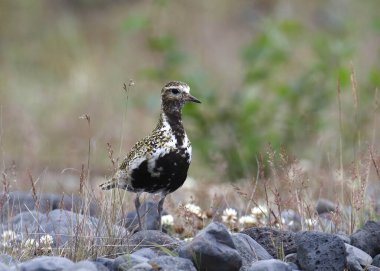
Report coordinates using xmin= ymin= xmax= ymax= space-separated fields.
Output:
xmin=100 ymin=81 xmax=201 ymax=230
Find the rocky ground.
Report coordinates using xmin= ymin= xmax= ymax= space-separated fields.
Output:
xmin=0 ymin=192 xmax=379 ymax=270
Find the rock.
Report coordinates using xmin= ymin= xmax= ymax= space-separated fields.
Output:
xmin=123 ymin=201 xmax=167 ymax=232
xmin=112 ymin=254 xmax=149 ymax=271
xmin=368 ymin=266 xmax=380 ymax=271
xmin=50 ymin=194 xmax=98 ymax=216
xmin=232 ymin=233 xmax=272 ymax=270
xmin=316 ymin=198 xmax=337 ymax=214
xmin=373 ymin=254 xmax=380 ymax=267
xmin=351 ymin=221 xmax=380 ymax=257
xmin=0 ymin=263 xmax=9 ymax=271
xmin=295 ymin=231 xmax=346 ymax=271
xmin=281 ymin=210 xmax=302 ymax=232
xmin=0 ymin=192 xmax=97 ymax=221
xmin=62 ymin=260 xmax=98 ymax=271
xmin=241 ymin=227 xmax=296 ymax=258
xmin=345 ymin=243 xmax=372 ymax=271
xmin=178 ymin=222 xmax=242 ymax=271
xmin=16 ymin=256 xmax=74 ymax=271
xmin=0 ymin=253 xmax=19 ymax=265
xmin=132 ymin=248 xmax=158 ymax=260
xmin=128 ymin=230 xmax=181 ymax=253
xmin=93 ymin=257 xmax=114 ymax=270
xmin=248 ymin=259 xmax=293 ymax=271
xmin=335 ymin=233 xmax=351 ymax=244
xmin=148 ymin=256 xmax=196 ymax=271
xmin=127 ymin=262 xmax=153 ymax=271
xmin=283 ymin=253 xmax=298 ymax=265
xmin=3 ymin=209 xmax=127 ymax=248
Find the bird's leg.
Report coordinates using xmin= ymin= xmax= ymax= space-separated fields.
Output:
xmin=157 ymin=194 xmax=167 ymax=231
xmin=134 ymin=192 xmax=143 ymax=231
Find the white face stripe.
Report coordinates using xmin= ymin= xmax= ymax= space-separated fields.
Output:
xmin=164 ymin=85 xmax=190 ymax=94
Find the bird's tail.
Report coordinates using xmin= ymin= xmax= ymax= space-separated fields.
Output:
xmin=99 ymin=177 xmax=118 ymax=190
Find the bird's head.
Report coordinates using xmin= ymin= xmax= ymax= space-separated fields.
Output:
xmin=161 ymin=81 xmax=201 ymax=114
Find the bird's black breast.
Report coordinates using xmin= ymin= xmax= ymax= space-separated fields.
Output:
xmin=130 ymin=149 xmax=190 ymax=194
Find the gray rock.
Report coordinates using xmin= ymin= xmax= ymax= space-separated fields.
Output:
xmin=128 ymin=230 xmax=181 ymax=253
xmin=335 ymin=233 xmax=351 ymax=244
xmin=112 ymin=254 xmax=148 ymax=271
xmin=93 ymin=257 xmax=114 ymax=270
xmin=241 ymin=227 xmax=296 ymax=258
xmin=368 ymin=266 xmax=380 ymax=271
xmin=345 ymin=243 xmax=372 ymax=271
xmin=232 ymin=233 xmax=272 ymax=270
xmin=283 ymin=253 xmax=297 ymax=265
xmin=178 ymin=222 xmax=242 ymax=271
xmin=16 ymin=256 xmax=74 ymax=271
xmin=316 ymin=198 xmax=337 ymax=214
xmin=0 ymin=192 xmax=97 ymax=221
xmin=0 ymin=253 xmax=19 ymax=265
xmin=295 ymin=231 xmax=346 ymax=271
xmin=373 ymin=254 xmax=380 ymax=267
xmin=127 ymin=262 xmax=153 ymax=271
xmin=148 ymin=256 xmax=196 ymax=271
xmin=62 ymin=260 xmax=98 ymax=271
xmin=0 ymin=262 xmax=9 ymax=271
xmin=351 ymin=221 xmax=380 ymax=257
xmin=248 ymin=259 xmax=292 ymax=271
xmin=3 ymin=209 xmax=127 ymax=249
xmin=132 ymin=248 xmax=158 ymax=260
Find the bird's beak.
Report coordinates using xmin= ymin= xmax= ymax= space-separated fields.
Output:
xmin=185 ymin=93 xmax=201 ymax=104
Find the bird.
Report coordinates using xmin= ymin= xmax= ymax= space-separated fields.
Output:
xmin=100 ymin=81 xmax=201 ymax=231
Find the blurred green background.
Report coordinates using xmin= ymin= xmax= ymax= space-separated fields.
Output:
xmin=1 ymin=0 xmax=380 ymax=186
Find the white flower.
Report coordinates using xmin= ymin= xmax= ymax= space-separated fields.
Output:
xmin=239 ymin=215 xmax=257 ymax=226
xmin=1 ymin=230 xmax=17 ymax=242
xmin=184 ymin=203 xmax=203 ymax=218
xmin=39 ymin=234 xmax=54 ymax=246
xmin=161 ymin=214 xmax=174 ymax=226
xmin=222 ymin=208 xmax=238 ymax=224
xmin=24 ymin=238 xmax=38 ymax=248
xmin=251 ymin=206 xmax=268 ymax=216
xmin=183 ymin=237 xmax=193 ymax=242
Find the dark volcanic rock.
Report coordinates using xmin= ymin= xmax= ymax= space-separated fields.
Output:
xmin=148 ymin=256 xmax=196 ymax=271
xmin=295 ymin=231 xmax=346 ymax=271
xmin=178 ymin=222 xmax=242 ymax=271
xmin=351 ymin=221 xmax=380 ymax=257
xmin=248 ymin=259 xmax=293 ymax=271
xmin=241 ymin=227 xmax=296 ymax=258
xmin=92 ymin=257 xmax=114 ymax=271
xmin=128 ymin=230 xmax=181 ymax=253
xmin=373 ymin=254 xmax=380 ymax=267
xmin=316 ymin=198 xmax=337 ymax=214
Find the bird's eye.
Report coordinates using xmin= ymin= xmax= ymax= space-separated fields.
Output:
xmin=171 ymin=89 xmax=179 ymax=94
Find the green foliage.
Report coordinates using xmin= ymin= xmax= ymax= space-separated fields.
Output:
xmin=126 ymin=5 xmax=380 ymax=180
